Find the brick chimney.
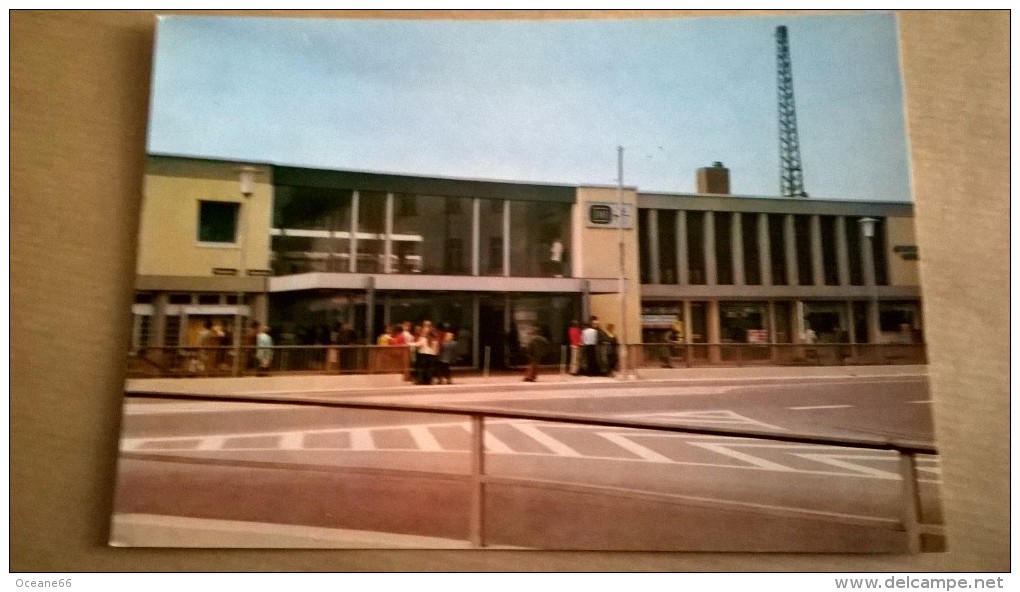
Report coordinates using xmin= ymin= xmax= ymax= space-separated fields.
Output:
xmin=696 ymin=161 xmax=730 ymax=195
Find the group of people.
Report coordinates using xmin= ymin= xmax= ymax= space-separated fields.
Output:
xmin=194 ymin=319 xmax=273 ymax=375
xmin=567 ymin=316 xmax=619 ymax=377
xmin=377 ymin=320 xmax=459 ymax=385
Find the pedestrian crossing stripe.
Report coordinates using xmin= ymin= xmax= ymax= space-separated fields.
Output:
xmin=122 ymin=418 xmax=940 ymax=483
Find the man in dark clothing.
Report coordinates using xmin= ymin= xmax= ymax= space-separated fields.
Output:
xmin=523 ymin=327 xmax=549 ymax=382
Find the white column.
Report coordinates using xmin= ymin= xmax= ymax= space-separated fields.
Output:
xmin=676 ymin=210 xmax=689 ymax=285
xmin=758 ymin=213 xmax=772 ymax=286
xmin=472 ymin=295 xmax=481 ymax=368
xmin=349 ymin=190 xmax=359 ymax=273
xmin=383 ymin=192 xmax=394 ymax=274
xmin=836 ymin=216 xmax=850 ymax=286
xmin=767 ymin=300 xmax=778 ymax=342
xmin=683 ymin=299 xmax=694 ymax=345
xmin=861 ymin=226 xmax=881 ymax=344
xmin=471 ymin=198 xmax=481 ymax=276
xmin=707 ymin=299 xmax=721 ymax=363
xmin=731 ymin=212 xmax=745 ymax=286
xmin=811 ymin=214 xmax=824 ymax=286
xmin=704 ymin=211 xmax=717 ymax=285
xmin=648 ymin=209 xmax=660 ymax=284
xmin=784 ymin=214 xmax=798 ymax=286
xmin=502 ymin=200 xmax=510 ymax=277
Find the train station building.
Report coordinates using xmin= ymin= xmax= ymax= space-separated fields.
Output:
xmin=131 ymin=155 xmax=923 ymax=369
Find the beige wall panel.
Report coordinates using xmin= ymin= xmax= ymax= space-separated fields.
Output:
xmin=138 ymin=169 xmax=273 ymax=276
xmin=576 ymin=186 xmax=642 ymax=344
xmin=885 ymin=216 xmax=921 ymax=287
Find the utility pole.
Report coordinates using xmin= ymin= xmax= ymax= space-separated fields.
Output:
xmin=617 ymin=146 xmax=629 ymax=380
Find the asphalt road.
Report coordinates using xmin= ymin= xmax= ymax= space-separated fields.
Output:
xmin=111 ymin=375 xmax=943 ymax=551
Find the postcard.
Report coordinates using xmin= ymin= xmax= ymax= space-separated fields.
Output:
xmin=112 ymin=12 xmax=943 ymax=552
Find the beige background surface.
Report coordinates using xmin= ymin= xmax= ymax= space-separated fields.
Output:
xmin=10 ymin=10 xmax=1010 ymax=572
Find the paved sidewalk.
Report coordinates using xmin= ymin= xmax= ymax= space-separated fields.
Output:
xmin=125 ymin=364 xmax=927 ymax=399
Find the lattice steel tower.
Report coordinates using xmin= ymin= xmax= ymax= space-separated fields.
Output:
xmin=775 ymin=25 xmax=808 ymax=198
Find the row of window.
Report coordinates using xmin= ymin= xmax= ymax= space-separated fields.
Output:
xmin=637 ymin=210 xmax=889 ymax=286
xmin=197 ymin=188 xmax=574 ymax=278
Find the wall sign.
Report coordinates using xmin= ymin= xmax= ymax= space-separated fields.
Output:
xmin=586 ymin=202 xmax=634 ymax=229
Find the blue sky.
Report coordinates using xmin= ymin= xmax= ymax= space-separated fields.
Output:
xmin=148 ymin=13 xmax=912 ymax=201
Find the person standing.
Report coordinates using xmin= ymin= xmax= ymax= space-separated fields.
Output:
xmin=603 ymin=323 xmax=620 ymax=375
xmin=437 ymin=327 xmax=458 ymax=385
xmin=243 ymin=319 xmax=260 ymax=372
xmin=255 ymin=324 xmax=274 ymax=376
xmin=580 ymin=317 xmax=600 ymax=376
xmin=336 ymin=321 xmax=357 ymax=372
xmin=523 ymin=327 xmax=549 ymax=382
xmin=567 ymin=320 xmax=581 ymax=375
xmin=412 ymin=321 xmax=439 ymax=385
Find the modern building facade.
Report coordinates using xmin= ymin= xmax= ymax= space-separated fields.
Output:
xmin=130 ymin=155 xmax=922 ymax=369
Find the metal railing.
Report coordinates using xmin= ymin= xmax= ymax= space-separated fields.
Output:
xmin=127 ymin=342 xmax=925 ymax=379
xmin=628 ymin=342 xmax=927 ymax=369
xmin=123 ymin=389 xmax=940 ymax=551
xmin=126 ymin=345 xmax=410 ymax=378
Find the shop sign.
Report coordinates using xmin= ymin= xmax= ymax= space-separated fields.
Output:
xmin=746 ymin=329 xmax=769 ymax=344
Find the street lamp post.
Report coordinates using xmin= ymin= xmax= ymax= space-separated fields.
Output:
xmin=858 ymin=217 xmax=880 ymax=348
xmin=232 ymin=166 xmax=257 ymax=376
xmin=617 ymin=146 xmax=629 ymax=381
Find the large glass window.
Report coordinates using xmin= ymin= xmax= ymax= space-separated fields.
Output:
xmin=715 ymin=212 xmax=734 ymax=285
xmin=638 ymin=209 xmax=651 ymax=284
xmin=509 ymin=201 xmax=571 ymax=277
xmin=478 ymin=198 xmax=505 ymax=275
xmin=794 ymin=215 xmax=813 ymax=285
xmin=720 ymin=302 xmax=767 ymax=343
xmin=686 ymin=211 xmax=706 ymax=284
xmin=657 ymin=210 xmax=678 ymax=284
xmin=741 ymin=213 xmax=761 ymax=285
xmin=393 ymin=194 xmax=473 ymax=275
xmin=767 ymin=214 xmax=787 ymax=285
xmin=271 ymin=186 xmax=352 ymax=274
xmin=820 ymin=216 xmax=840 ymax=285
xmin=198 ymin=201 xmax=239 ymax=244
xmin=356 ymin=191 xmax=387 ymax=273
xmin=846 ymin=217 xmax=864 ymax=285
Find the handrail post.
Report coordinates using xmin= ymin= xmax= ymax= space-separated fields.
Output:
xmin=470 ymin=414 xmax=486 ymax=548
xmin=898 ymin=451 xmax=922 ymax=553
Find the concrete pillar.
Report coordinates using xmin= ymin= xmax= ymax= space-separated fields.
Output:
xmin=349 ymin=190 xmax=360 ymax=273
xmin=784 ymin=214 xmax=798 ymax=286
xmin=836 ymin=216 xmax=850 ymax=286
xmin=676 ymin=210 xmax=689 ymax=285
xmin=383 ymin=192 xmax=394 ymax=274
xmin=704 ymin=211 xmax=717 ymax=285
xmin=153 ymin=292 xmax=169 ymax=348
xmin=707 ymin=299 xmax=721 ymax=363
xmin=252 ymin=293 xmax=269 ymax=325
xmin=794 ymin=300 xmax=806 ymax=343
xmin=767 ymin=300 xmax=778 ymax=342
xmin=731 ymin=212 xmax=745 ymax=286
xmin=811 ymin=214 xmax=824 ymax=286
xmin=581 ymin=281 xmax=591 ymax=324
xmin=502 ymin=200 xmax=511 ymax=277
xmin=683 ymin=299 xmax=694 ymax=345
xmin=648 ymin=209 xmax=660 ymax=284
xmin=758 ymin=213 xmax=772 ymax=286
xmin=861 ymin=226 xmax=881 ymax=344
xmin=471 ymin=198 xmax=481 ymax=276
xmin=846 ymin=300 xmax=856 ymax=345
xmin=767 ymin=299 xmax=778 ymax=362
xmin=365 ymin=276 xmax=375 ymax=342
xmin=472 ymin=295 xmax=481 ymax=368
